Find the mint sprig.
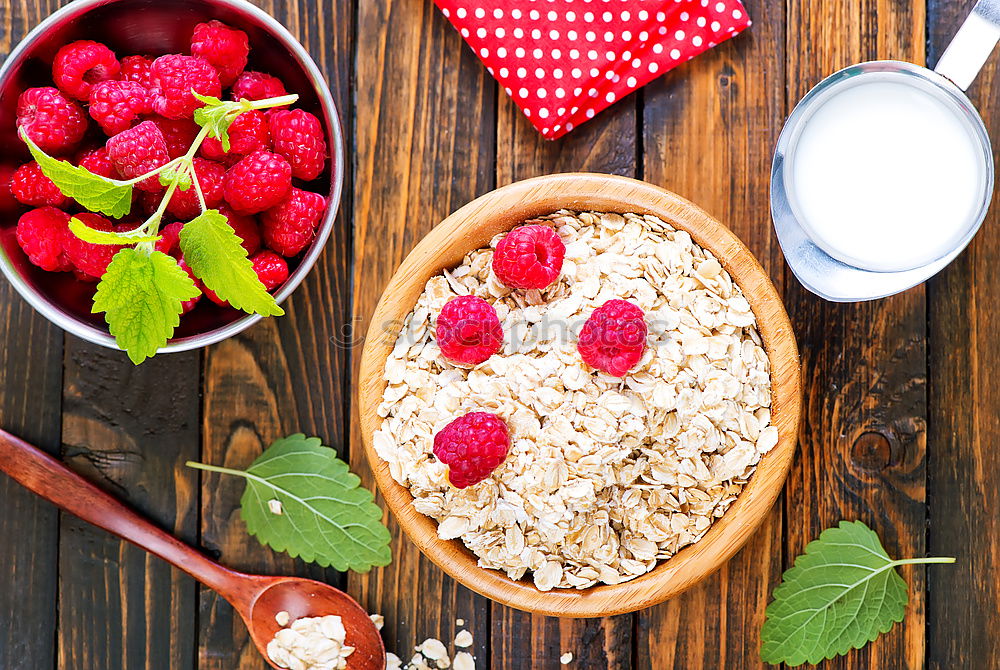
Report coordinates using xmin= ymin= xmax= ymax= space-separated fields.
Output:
xmin=23 ymin=91 xmax=300 ymax=363
xmin=760 ymin=520 xmax=955 ymax=666
xmin=187 ymin=434 xmax=392 ymax=573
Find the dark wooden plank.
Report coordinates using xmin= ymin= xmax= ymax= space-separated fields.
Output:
xmin=57 ymin=342 xmax=200 ymax=670
xmin=782 ymin=1 xmax=929 ymax=668
xmin=490 ymin=51 xmax=638 ymax=670
xmin=350 ymin=0 xmax=495 ymax=664
xmin=1 ymin=4 xmax=69 ymax=669
xmin=927 ymin=1 xmax=1000 ymax=667
xmin=196 ymin=0 xmax=355 ymax=668
xmin=636 ymin=1 xmax=785 ymax=667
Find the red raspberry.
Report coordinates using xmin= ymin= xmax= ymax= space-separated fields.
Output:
xmin=10 ymin=162 xmax=69 ymax=208
xmin=435 ymin=296 xmax=504 ymax=366
xmin=16 ymin=87 xmax=88 ymax=155
xmin=0 ymin=165 xmax=18 ymax=213
xmin=88 ymin=80 xmax=152 ymax=135
xmin=106 ymin=120 xmax=170 ymax=192
xmin=250 ymin=250 xmax=289 ymax=291
xmin=16 ymin=207 xmax=72 ymax=272
xmin=269 ymin=109 xmax=327 ymax=181
xmin=76 ymin=147 xmax=115 ymax=178
xmin=155 ymin=221 xmax=185 ymax=256
xmin=224 ymin=150 xmax=292 ymax=214
xmin=52 ymin=40 xmax=120 ymax=101
xmin=191 ymin=20 xmax=249 ymax=88
xmin=231 ymin=71 xmax=287 ymax=102
xmin=492 ymin=224 xmax=566 ymax=290
xmin=149 ymin=54 xmax=221 ymax=119
xmin=200 ymin=110 xmax=271 ymax=164
xmin=260 ymin=187 xmax=325 ymax=256
xmin=177 ymin=258 xmax=202 ymax=313
xmin=220 ymin=205 xmax=262 ymax=255
xmin=432 ymin=412 xmax=510 ymax=488
xmin=577 ymin=300 xmax=648 ymax=377
xmin=147 ymin=116 xmax=200 ymax=159
xmin=64 ymin=212 xmax=122 ymax=280
xmin=119 ymin=55 xmax=154 ymax=89
xmin=165 ymin=158 xmax=226 ymax=220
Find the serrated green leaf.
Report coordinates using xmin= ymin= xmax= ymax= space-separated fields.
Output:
xmin=188 ymin=435 xmax=392 ymax=572
xmin=92 ymin=249 xmax=201 ymax=364
xmin=761 ymin=521 xmax=954 ymax=666
xmin=22 ymin=131 xmax=133 ymax=218
xmin=193 ymin=94 xmax=238 ymax=152
xmin=69 ymin=217 xmax=160 ymax=246
xmin=179 ymin=209 xmax=284 ymax=317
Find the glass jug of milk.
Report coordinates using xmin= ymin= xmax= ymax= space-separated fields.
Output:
xmin=772 ymin=0 xmax=999 ymax=301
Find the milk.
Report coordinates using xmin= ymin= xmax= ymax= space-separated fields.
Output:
xmin=788 ymin=79 xmax=988 ymax=272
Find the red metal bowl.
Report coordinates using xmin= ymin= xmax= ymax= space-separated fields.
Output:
xmin=0 ymin=0 xmax=344 ymax=353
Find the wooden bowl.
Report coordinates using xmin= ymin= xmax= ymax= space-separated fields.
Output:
xmin=358 ymin=173 xmax=800 ymax=617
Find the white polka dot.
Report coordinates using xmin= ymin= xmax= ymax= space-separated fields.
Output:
xmin=638 ymin=10 xmax=648 ymax=20
xmin=649 ymin=62 xmax=659 ymax=73
xmin=588 ymin=87 xmax=598 ymax=97
xmin=511 ymin=8 xmax=521 ymax=19
xmin=670 ymin=48 xmax=681 ymax=59
xmin=537 ymin=87 xmax=547 ymax=98
xmin=711 ymin=21 xmax=721 ymax=31
xmin=570 ymin=49 xmax=580 ymax=59
xmin=632 ymin=58 xmax=641 ymax=67
xmin=515 ymin=46 xmax=525 ymax=57
xmin=499 ymin=67 xmax=509 ymax=77
xmin=656 ymin=11 xmax=666 ymax=21
xmin=553 ymin=67 xmax=563 ymax=77
xmin=493 ymin=7 xmax=503 ymax=18
xmin=653 ymin=43 xmax=664 ymax=54
xmin=715 ymin=2 xmax=725 ymax=11
xmin=486 ymin=67 xmax=493 ymax=75
xmin=514 ymin=28 xmax=524 ymax=39
xmin=570 ymin=106 xmax=578 ymax=114
xmin=530 ymin=9 xmax=540 ymax=19
xmin=602 ymin=11 xmax=613 ymax=21
xmin=588 ymin=50 xmax=598 ymax=60
xmin=621 ymin=10 xmax=631 ymax=20
xmin=552 ymin=124 xmax=561 ymax=133
xmin=504 ymin=87 xmax=512 ymax=96
xmin=697 ymin=17 xmax=707 ymax=27
xmin=474 ymin=7 xmax=485 ymax=18
xmin=456 ymin=7 xmax=466 ymax=18
xmin=566 ymin=122 xmax=574 ymax=131
xmin=680 ymin=11 xmax=689 ymax=20
xmin=585 ymin=109 xmax=595 ymax=118
xmin=571 ymin=68 xmax=582 ymax=78
xmin=461 ymin=28 xmax=469 ymax=37
xmin=524 ymin=108 xmax=531 ymax=117
xmin=639 ymin=31 xmax=648 ymax=41
xmin=606 ymin=51 xmax=616 ymax=60
xmin=589 ymin=67 xmax=599 ymax=77
xmin=538 ymin=107 xmax=549 ymax=119
xmin=550 ymin=30 xmax=560 ymax=40
xmin=622 ymin=30 xmax=632 ymax=41
xmin=675 ymin=30 xmax=686 ymax=40
xmin=531 ymin=29 xmax=542 ymax=39
xmin=586 ymin=31 xmax=596 ymax=41
xmin=604 ymin=31 xmax=614 ymax=42
xmin=517 ymin=67 xmax=527 ymax=78
xmin=622 ymin=50 xmax=632 ymax=60
xmin=733 ymin=9 xmax=743 ymax=19
xmin=495 ymin=27 xmax=506 ymax=39
xmin=548 ymin=10 xmax=557 ymax=20
xmin=566 ymin=11 xmax=576 ymax=21
xmin=605 ymin=92 xmax=616 ymax=103
xmin=692 ymin=36 xmax=703 ymax=47
xmin=659 ymin=26 xmax=668 ymax=35
xmin=567 ymin=30 xmax=578 ymax=40
xmin=532 ymin=48 xmax=542 ymax=58
xmin=605 ymin=71 xmax=615 ymax=80
xmin=584 ymin=12 xmax=594 ymax=22
xmin=476 ymin=27 xmax=487 ymax=38
xmin=441 ymin=8 xmax=449 ymax=17
xmin=572 ymin=90 xmax=581 ymax=98
xmin=626 ymin=76 xmax=637 ymax=87
xmin=480 ymin=47 xmax=489 ymax=57
xmin=535 ymin=67 xmax=545 ymax=78
xmin=518 ymin=87 xmax=528 ymax=98
xmin=555 ymin=88 xmax=565 ymax=98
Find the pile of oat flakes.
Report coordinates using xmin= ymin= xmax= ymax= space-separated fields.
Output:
xmin=374 ymin=210 xmax=776 ymax=591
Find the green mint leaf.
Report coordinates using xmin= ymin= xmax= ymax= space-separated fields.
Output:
xmin=760 ymin=520 xmax=955 ymax=666
xmin=193 ymin=95 xmax=238 ymax=152
xmin=22 ymin=132 xmax=133 ymax=218
xmin=187 ymin=435 xmax=392 ymax=572
xmin=179 ymin=209 xmax=284 ymax=317
xmin=69 ymin=217 xmax=160 ymax=246
xmin=159 ymin=167 xmax=192 ymax=191
xmin=92 ymin=249 xmax=201 ymax=365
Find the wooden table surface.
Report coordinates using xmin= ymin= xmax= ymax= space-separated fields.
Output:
xmin=1 ymin=0 xmax=997 ymax=668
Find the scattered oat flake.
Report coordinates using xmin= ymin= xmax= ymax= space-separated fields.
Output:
xmin=453 ymin=651 xmax=476 ymax=670
xmin=267 ymin=499 xmax=284 ymax=515
xmin=455 ymin=618 xmax=465 ymax=626
xmin=417 ymin=638 xmax=449 ymax=661
xmin=454 ymin=630 xmax=473 ymax=648
xmin=560 ymin=652 xmax=574 ymax=664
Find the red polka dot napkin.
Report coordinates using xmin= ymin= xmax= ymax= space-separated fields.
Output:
xmin=433 ymin=0 xmax=751 ymax=139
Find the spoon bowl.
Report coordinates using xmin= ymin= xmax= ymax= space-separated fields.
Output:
xmin=0 ymin=428 xmax=385 ymax=670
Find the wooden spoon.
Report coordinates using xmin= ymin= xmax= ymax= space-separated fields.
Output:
xmin=0 ymin=428 xmax=386 ymax=670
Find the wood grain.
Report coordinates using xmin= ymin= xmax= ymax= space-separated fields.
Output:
xmin=926 ymin=1 xmax=1000 ymax=667
xmin=637 ymin=0 xmax=786 ymax=666
xmin=349 ymin=0 xmax=496 ymax=663
xmin=57 ymin=341 xmax=200 ymax=670
xmin=783 ymin=1 xmax=929 ymax=669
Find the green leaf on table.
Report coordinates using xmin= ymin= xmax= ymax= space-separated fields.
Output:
xmin=760 ymin=520 xmax=955 ymax=666
xmin=69 ymin=217 xmax=160 ymax=246
xmin=187 ymin=435 xmax=392 ymax=573
xmin=92 ymin=249 xmax=201 ymax=365
xmin=22 ymin=131 xmax=133 ymax=218
xmin=179 ymin=209 xmax=284 ymax=317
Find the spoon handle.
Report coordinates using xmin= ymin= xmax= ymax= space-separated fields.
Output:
xmin=0 ymin=428 xmax=240 ymax=596
xmin=935 ymin=0 xmax=1000 ymax=90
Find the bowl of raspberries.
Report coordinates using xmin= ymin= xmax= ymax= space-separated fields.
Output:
xmin=0 ymin=0 xmax=343 ymax=363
